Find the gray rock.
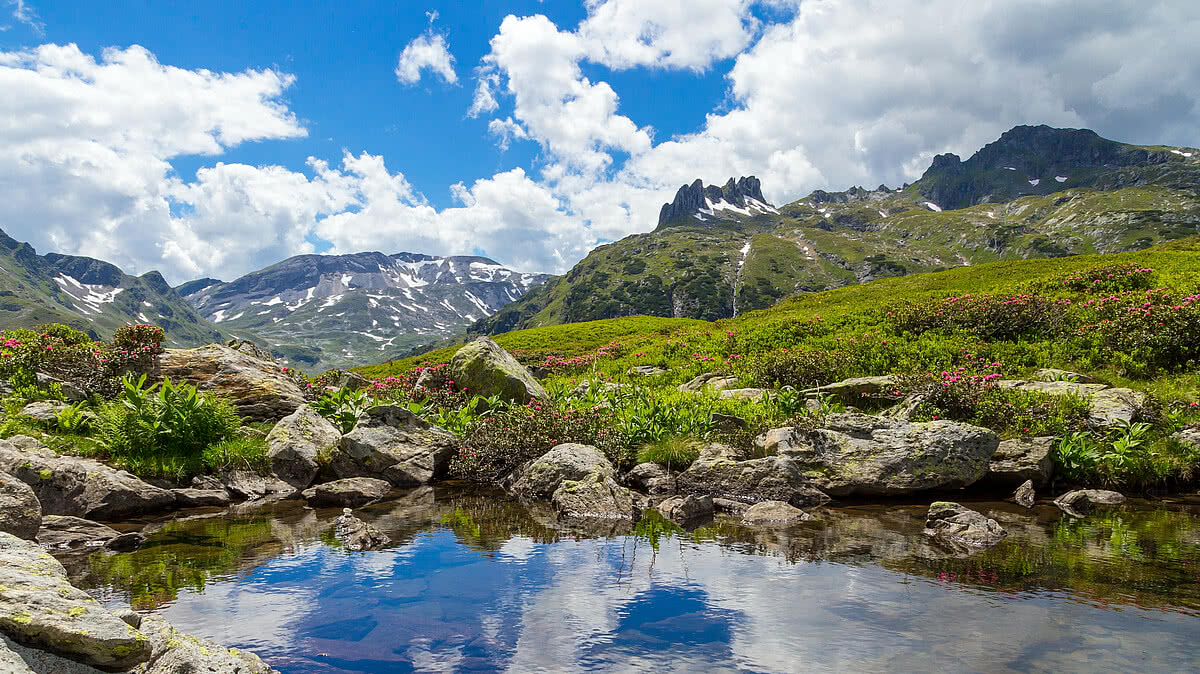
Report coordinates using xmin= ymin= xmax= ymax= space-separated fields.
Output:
xmin=1173 ymin=425 xmax=1200 ymax=451
xmin=136 ymin=614 xmax=277 ymax=674
xmin=302 ymin=477 xmax=391 ymax=508
xmin=718 ymin=388 xmax=774 ymax=401
xmin=0 ymin=637 xmax=36 ymax=674
xmin=756 ymin=413 xmax=999 ymax=497
xmin=172 ymin=488 xmax=232 ymax=508
xmin=448 ymin=336 xmax=548 ymax=403
xmin=1053 ymin=489 xmax=1126 ymax=517
xmin=226 ymin=338 xmax=276 ymax=362
xmin=1034 ymin=368 xmax=1097 ymax=384
xmin=219 ymin=470 xmax=297 ymax=501
xmin=984 ymin=436 xmax=1055 ymax=488
xmin=322 ymin=406 xmax=458 ymax=487
xmin=552 ymin=471 xmax=642 ymax=522
xmin=799 ymin=375 xmax=898 ymax=401
xmin=35 ymin=372 xmax=86 ymax=402
xmin=678 ymin=443 xmax=831 ymax=508
xmin=335 ymin=508 xmax=390 ymax=551
xmin=0 ymin=438 xmax=176 ymax=521
xmin=995 ymin=380 xmax=1145 ymax=428
xmin=114 ymin=609 xmax=141 ymax=629
xmin=36 ymin=515 xmax=119 ymax=549
xmin=678 ymin=372 xmax=739 ymax=393
xmin=144 ymin=343 xmax=306 ymax=422
xmin=17 ymin=401 xmax=68 ymax=424
xmin=104 ymin=532 xmax=145 ymax=553
xmin=624 ymin=462 xmax=675 ymax=496
xmin=627 ymin=365 xmax=668 ymax=377
xmin=1014 ymin=480 xmax=1036 ymax=508
xmin=334 ymin=370 xmax=371 ymax=391
xmin=742 ymin=500 xmax=814 ymax=525
xmin=0 ymin=472 xmax=40 ymax=540
xmin=0 ymin=532 xmax=151 ymax=670
xmin=266 ymin=404 xmax=341 ymax=490
xmin=712 ymin=498 xmax=749 ymax=515
xmin=657 ymin=494 xmax=713 ymax=524
xmin=511 ymin=443 xmax=614 ymax=499
xmin=924 ymin=502 xmax=1007 ymax=551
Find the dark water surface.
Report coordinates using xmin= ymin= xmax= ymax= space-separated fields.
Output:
xmin=70 ymin=487 xmax=1200 ymax=673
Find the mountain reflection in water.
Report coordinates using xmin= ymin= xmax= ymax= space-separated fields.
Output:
xmin=73 ymin=486 xmax=1200 ymax=673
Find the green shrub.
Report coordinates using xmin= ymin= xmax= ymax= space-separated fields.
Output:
xmin=95 ymin=375 xmax=242 ymax=479
xmin=637 ymin=437 xmax=701 ymax=471
xmin=202 ymin=435 xmax=270 ymax=474
xmin=751 ymin=348 xmax=854 ymax=389
xmin=312 ymin=387 xmax=375 ymax=433
xmin=54 ymin=401 xmax=90 ymax=433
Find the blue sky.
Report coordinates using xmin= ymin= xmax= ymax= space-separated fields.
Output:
xmin=0 ymin=1 xmax=1197 ymax=282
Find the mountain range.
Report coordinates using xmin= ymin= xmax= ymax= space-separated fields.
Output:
xmin=1 ymin=124 xmax=1197 ymax=369
xmin=472 ymin=125 xmax=1200 ymax=334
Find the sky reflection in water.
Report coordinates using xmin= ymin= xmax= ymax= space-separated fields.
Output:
xmin=79 ymin=489 xmax=1200 ymax=673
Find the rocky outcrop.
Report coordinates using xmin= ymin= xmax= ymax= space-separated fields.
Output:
xmin=266 ymin=405 xmax=341 ymax=490
xmin=0 ymin=437 xmax=176 ymax=521
xmin=0 ymin=532 xmax=152 ymax=670
xmin=1054 ymin=489 xmax=1126 ymax=517
xmin=656 ymin=176 xmax=771 ymax=227
xmin=1033 ymin=369 xmax=1096 ymax=384
xmin=17 ymin=402 xmax=68 ymax=425
xmin=657 ymin=494 xmax=713 ymax=524
xmin=624 ymin=462 xmax=675 ymax=496
xmin=1170 ymin=425 xmax=1200 ymax=451
xmin=321 ymin=406 xmax=458 ymax=487
xmin=35 ymin=515 xmax=119 ymax=550
xmin=302 ymin=477 xmax=391 ymax=508
xmin=799 ymin=376 xmax=898 ymax=401
xmin=217 ymin=471 xmax=296 ymax=501
xmin=678 ymin=443 xmax=831 ymax=508
xmin=171 ymin=488 xmax=231 ymax=508
xmin=983 ymin=437 xmax=1055 ymax=488
xmin=448 ymin=337 xmax=548 ymax=403
xmin=924 ymin=502 xmax=1007 ymax=551
xmin=627 ymin=365 xmax=668 ymax=377
xmin=678 ymin=372 xmax=739 ymax=393
xmin=1013 ymin=480 xmax=1036 ymax=508
xmin=511 ymin=443 xmax=613 ymax=499
xmin=552 ymin=472 xmax=641 ymax=522
xmin=756 ymin=413 xmax=999 ymax=497
xmin=334 ymin=508 xmax=390 ymax=551
xmin=145 ymin=344 xmax=306 ymax=422
xmin=718 ymin=388 xmax=773 ymax=401
xmin=134 ymin=614 xmax=277 ymax=674
xmin=0 ymin=472 xmax=39 ymax=540
xmin=741 ymin=501 xmax=814 ymax=525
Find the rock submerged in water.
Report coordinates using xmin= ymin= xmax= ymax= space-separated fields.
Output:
xmin=321 ymin=406 xmax=458 ymax=487
xmin=924 ymin=502 xmax=1007 ymax=552
xmin=302 ymin=477 xmax=391 ymax=508
xmin=266 ymin=404 xmax=342 ymax=490
xmin=1053 ymin=489 xmax=1126 ymax=517
xmin=552 ymin=471 xmax=641 ymax=522
xmin=741 ymin=500 xmax=814 ymax=525
xmin=756 ymin=413 xmax=999 ymax=497
xmin=678 ymin=443 xmax=831 ymax=508
xmin=0 ymin=471 xmax=40 ymax=540
xmin=0 ymin=437 xmax=176 ymax=521
xmin=511 ymin=443 xmax=614 ymax=499
xmin=335 ymin=508 xmax=390 ymax=551
xmin=657 ymin=494 xmax=713 ymax=524
xmin=449 ymin=336 xmax=548 ymax=404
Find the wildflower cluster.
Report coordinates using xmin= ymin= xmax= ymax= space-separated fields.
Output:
xmin=1 ymin=323 xmax=165 ymax=398
xmin=1074 ymin=288 xmax=1200 ymax=374
xmin=888 ymin=293 xmax=1065 ymax=340
xmin=1052 ymin=263 xmax=1156 ymax=294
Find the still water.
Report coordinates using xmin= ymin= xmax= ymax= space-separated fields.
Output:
xmin=69 ymin=486 xmax=1200 ymax=673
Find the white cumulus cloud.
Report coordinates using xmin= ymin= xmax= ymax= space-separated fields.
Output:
xmin=395 ymin=32 xmax=458 ymax=85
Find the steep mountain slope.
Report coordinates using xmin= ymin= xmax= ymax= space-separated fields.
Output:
xmin=0 ymin=228 xmax=224 ymax=347
xmin=179 ymin=252 xmax=549 ymax=369
xmin=473 ymin=125 xmax=1200 ymax=335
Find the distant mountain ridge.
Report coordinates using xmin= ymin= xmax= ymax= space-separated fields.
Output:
xmin=473 ymin=125 xmax=1200 ymax=335
xmin=178 ymin=251 xmax=549 ymax=369
xmin=0 ymin=228 xmax=223 ymax=347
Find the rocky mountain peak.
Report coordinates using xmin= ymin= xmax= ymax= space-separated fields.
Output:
xmin=656 ymin=176 xmax=776 ymax=228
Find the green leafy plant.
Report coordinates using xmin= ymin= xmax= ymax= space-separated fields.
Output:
xmin=54 ymin=401 xmax=90 ymax=433
xmin=1055 ymin=432 xmax=1099 ymax=485
xmin=202 ymin=435 xmax=270 ymax=474
xmin=636 ymin=437 xmax=701 ymax=472
xmin=312 ymin=387 xmax=375 ymax=434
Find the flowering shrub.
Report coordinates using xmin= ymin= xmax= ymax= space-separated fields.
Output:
xmin=889 ymin=293 xmax=1067 ymax=341
xmin=1 ymin=323 xmax=165 ymax=398
xmin=1051 ymin=263 xmax=1156 ymax=294
xmin=1072 ymin=288 xmax=1200 ymax=375
xmin=750 ymin=348 xmax=856 ymax=389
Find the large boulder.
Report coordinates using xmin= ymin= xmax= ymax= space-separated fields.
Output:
xmin=135 ymin=615 xmax=277 ymax=674
xmin=145 ymin=344 xmax=306 ymax=422
xmin=1054 ymin=489 xmax=1126 ymax=517
xmin=0 ymin=472 xmax=40 ymax=540
xmin=335 ymin=508 xmax=390 ymax=551
xmin=677 ymin=443 xmax=831 ymax=508
xmin=552 ymin=471 xmax=641 ymax=522
xmin=1173 ymin=426 xmax=1200 ymax=451
xmin=17 ymin=402 xmax=68 ymax=425
xmin=511 ymin=443 xmax=613 ymax=499
xmin=627 ymin=365 xmax=668 ymax=377
xmin=756 ymin=413 xmax=999 ymax=497
xmin=266 ymin=405 xmax=341 ymax=490
xmin=624 ymin=462 xmax=676 ymax=496
xmin=302 ymin=477 xmax=391 ymax=508
xmin=657 ymin=494 xmax=713 ymax=524
xmin=218 ymin=471 xmax=297 ymax=501
xmin=1033 ymin=368 xmax=1097 ymax=384
xmin=448 ymin=336 xmax=548 ymax=403
xmin=924 ymin=502 xmax=1007 ymax=551
xmin=678 ymin=372 xmax=739 ymax=393
xmin=742 ymin=500 xmax=814 ymax=525
xmin=982 ymin=437 xmax=1055 ymax=488
xmin=0 ymin=532 xmax=151 ymax=670
xmin=0 ymin=438 xmax=176 ymax=521
xmin=321 ymin=406 xmax=458 ymax=487
xmin=799 ymin=375 xmax=898 ymax=401
xmin=718 ymin=388 xmax=773 ymax=401
xmin=172 ymin=488 xmax=232 ymax=508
